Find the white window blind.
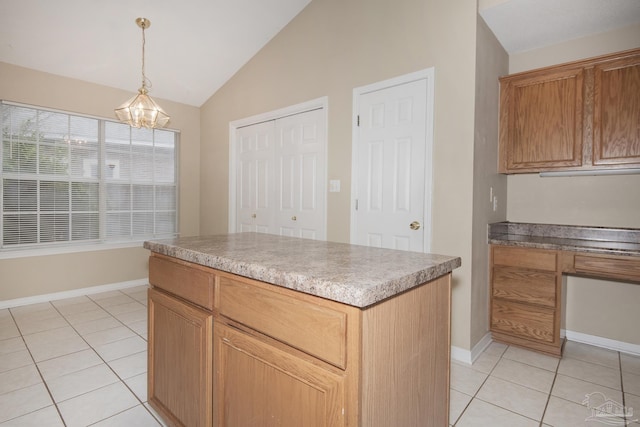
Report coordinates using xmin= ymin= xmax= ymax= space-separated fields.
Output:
xmin=1 ymin=102 xmax=178 ymax=249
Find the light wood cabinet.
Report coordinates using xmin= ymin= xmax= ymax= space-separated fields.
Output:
xmin=214 ymin=270 xmax=452 ymax=427
xmin=593 ymin=54 xmax=640 ymax=167
xmin=499 ymin=48 xmax=640 ymax=173
xmin=148 ymin=252 xmax=453 ymax=427
xmin=490 ymin=244 xmax=640 ymax=356
xmin=490 ymin=245 xmax=563 ymax=356
xmin=213 ymin=322 xmax=346 ymax=427
xmin=148 ymin=288 xmax=213 ymax=427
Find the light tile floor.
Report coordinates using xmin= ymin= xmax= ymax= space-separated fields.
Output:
xmin=0 ymin=286 xmax=165 ymax=427
xmin=1 ymin=286 xmax=639 ymax=426
xmin=451 ymin=340 xmax=640 ymax=426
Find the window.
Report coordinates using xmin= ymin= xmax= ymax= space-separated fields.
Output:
xmin=1 ymin=102 xmax=178 ymax=250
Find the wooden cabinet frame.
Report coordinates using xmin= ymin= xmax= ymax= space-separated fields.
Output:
xmin=148 ymin=288 xmax=213 ymax=427
xmin=499 ymin=48 xmax=640 ymax=174
xmin=148 ymin=252 xmax=453 ymax=426
xmin=490 ymin=245 xmax=640 ymax=356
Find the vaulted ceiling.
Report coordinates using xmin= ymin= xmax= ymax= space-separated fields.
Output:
xmin=1 ymin=0 xmax=639 ymax=107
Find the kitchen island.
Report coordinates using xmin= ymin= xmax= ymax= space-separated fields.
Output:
xmin=144 ymin=233 xmax=461 ymax=427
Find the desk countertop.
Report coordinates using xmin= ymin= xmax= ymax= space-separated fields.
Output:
xmin=488 ymin=222 xmax=640 ymax=257
xmin=144 ymin=233 xmax=461 ymax=308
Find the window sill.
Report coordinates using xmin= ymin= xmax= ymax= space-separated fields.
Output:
xmin=0 ymin=241 xmax=150 ymax=260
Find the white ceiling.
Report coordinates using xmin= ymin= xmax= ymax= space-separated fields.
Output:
xmin=480 ymin=0 xmax=640 ymax=54
xmin=1 ymin=0 xmax=639 ymax=107
xmin=0 ymin=0 xmax=311 ymax=106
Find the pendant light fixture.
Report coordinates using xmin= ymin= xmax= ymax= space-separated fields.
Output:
xmin=115 ymin=17 xmax=170 ymax=129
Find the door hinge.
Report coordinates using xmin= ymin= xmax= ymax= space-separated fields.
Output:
xmin=355 ymin=199 xmax=358 ymax=210
xmin=357 ymin=115 xmax=360 ymax=127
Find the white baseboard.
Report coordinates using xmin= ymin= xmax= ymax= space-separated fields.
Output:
xmin=563 ymin=329 xmax=640 ymax=356
xmin=451 ymin=332 xmax=493 ymax=365
xmin=0 ymin=279 xmax=149 ymax=310
xmin=452 ymin=330 xmax=640 ymax=363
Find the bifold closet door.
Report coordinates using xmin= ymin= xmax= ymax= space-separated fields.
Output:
xmin=235 ymin=108 xmax=326 ymax=239
xmin=274 ymin=109 xmax=326 ymax=240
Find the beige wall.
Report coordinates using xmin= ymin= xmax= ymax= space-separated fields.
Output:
xmin=0 ymin=62 xmax=201 ymax=301
xmin=506 ymin=24 xmax=640 ymax=345
xmin=471 ymin=16 xmax=508 ymax=347
xmin=200 ymin=0 xmax=480 ymax=350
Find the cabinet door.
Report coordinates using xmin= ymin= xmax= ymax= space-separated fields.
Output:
xmin=593 ymin=54 xmax=640 ymax=166
xmin=148 ymin=288 xmax=213 ymax=427
xmin=499 ymin=68 xmax=584 ymax=172
xmin=213 ymin=322 xmax=345 ymax=427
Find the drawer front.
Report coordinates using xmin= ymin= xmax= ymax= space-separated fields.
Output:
xmin=574 ymin=255 xmax=640 ymax=283
xmin=217 ymin=275 xmax=348 ymax=369
xmin=491 ymin=300 xmax=556 ymax=344
xmin=492 ymin=266 xmax=557 ymax=308
xmin=492 ymin=246 xmax=557 ymax=271
xmin=149 ymin=256 xmax=215 ymax=310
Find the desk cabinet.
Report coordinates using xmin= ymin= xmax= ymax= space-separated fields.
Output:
xmin=490 ymin=244 xmax=640 ymax=356
xmin=490 ymin=245 xmax=563 ymax=356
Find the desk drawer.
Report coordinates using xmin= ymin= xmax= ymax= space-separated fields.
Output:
xmin=217 ymin=275 xmax=348 ymax=369
xmin=149 ymin=256 xmax=215 ymax=310
xmin=492 ymin=266 xmax=557 ymax=308
xmin=574 ymin=255 xmax=640 ymax=283
xmin=491 ymin=300 xmax=556 ymax=344
xmin=492 ymin=246 xmax=557 ymax=271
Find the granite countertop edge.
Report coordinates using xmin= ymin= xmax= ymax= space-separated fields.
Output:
xmin=144 ymin=235 xmax=462 ymax=308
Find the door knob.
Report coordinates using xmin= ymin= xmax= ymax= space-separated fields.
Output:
xmin=251 ymin=213 xmax=256 ymax=218
xmin=291 ymin=216 xmax=297 ymax=221
xmin=409 ymin=221 xmax=421 ymax=230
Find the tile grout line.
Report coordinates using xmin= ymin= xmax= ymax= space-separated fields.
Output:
xmin=453 ymin=344 xmax=544 ymax=426
xmin=619 ymin=351 xmax=628 ymax=426
xmin=537 ymin=351 xmax=561 ymax=427
xmin=7 ymin=303 xmax=68 ymax=427
xmin=52 ymin=290 xmax=163 ymax=426
xmin=3 ymin=289 xmax=156 ymax=426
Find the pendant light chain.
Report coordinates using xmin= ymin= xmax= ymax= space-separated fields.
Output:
xmin=141 ymin=22 xmax=146 ymax=89
xmin=141 ymin=21 xmax=151 ymax=92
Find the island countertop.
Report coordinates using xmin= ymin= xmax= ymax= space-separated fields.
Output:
xmin=144 ymin=233 xmax=461 ymax=308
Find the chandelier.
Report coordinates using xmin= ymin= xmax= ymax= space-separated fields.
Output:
xmin=115 ymin=17 xmax=170 ymax=129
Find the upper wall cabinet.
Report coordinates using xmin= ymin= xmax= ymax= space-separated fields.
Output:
xmin=498 ymin=48 xmax=640 ymax=174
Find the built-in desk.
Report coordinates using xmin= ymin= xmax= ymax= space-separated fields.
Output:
xmin=488 ymin=222 xmax=640 ymax=356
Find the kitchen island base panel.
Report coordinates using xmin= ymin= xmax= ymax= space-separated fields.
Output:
xmin=148 ymin=256 xmax=453 ymax=426
xmin=214 ymin=267 xmax=452 ymax=427
xmin=361 ymin=273 xmax=451 ymax=427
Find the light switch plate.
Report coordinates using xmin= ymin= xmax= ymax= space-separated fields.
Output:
xmin=329 ymin=180 xmax=341 ymax=192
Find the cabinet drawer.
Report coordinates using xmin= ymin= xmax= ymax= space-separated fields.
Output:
xmin=217 ymin=275 xmax=348 ymax=369
xmin=491 ymin=300 xmax=556 ymax=344
xmin=149 ymin=256 xmax=215 ymax=310
xmin=492 ymin=246 xmax=557 ymax=271
xmin=492 ymin=266 xmax=557 ymax=308
xmin=574 ymin=255 xmax=640 ymax=283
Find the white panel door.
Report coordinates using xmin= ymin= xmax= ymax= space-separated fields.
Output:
xmin=353 ymin=76 xmax=431 ymax=251
xmin=236 ymin=121 xmax=275 ymax=233
xmin=275 ymin=109 xmax=326 ymax=240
